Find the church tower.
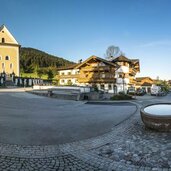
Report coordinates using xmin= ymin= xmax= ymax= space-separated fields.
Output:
xmin=0 ymin=25 xmax=20 ymax=76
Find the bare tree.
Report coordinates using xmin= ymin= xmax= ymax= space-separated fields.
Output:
xmin=105 ymin=45 xmax=122 ymax=60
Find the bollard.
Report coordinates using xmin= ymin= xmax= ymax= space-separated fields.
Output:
xmin=48 ymin=90 xmax=53 ymax=97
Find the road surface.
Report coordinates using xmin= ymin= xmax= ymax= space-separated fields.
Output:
xmin=0 ymin=91 xmax=136 ymax=145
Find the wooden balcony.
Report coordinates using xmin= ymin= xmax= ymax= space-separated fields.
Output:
xmin=129 ymin=68 xmax=137 ymax=76
xmin=78 ymin=77 xmax=116 ymax=83
xmin=57 ymin=74 xmax=79 ymax=79
xmin=129 ymin=78 xmax=136 ymax=84
xmin=81 ymin=66 xmax=111 ymax=72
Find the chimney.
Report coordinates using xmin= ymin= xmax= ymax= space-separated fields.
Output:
xmin=78 ymin=59 xmax=82 ymax=64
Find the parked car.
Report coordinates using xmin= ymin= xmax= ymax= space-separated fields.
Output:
xmin=136 ymin=89 xmax=146 ymax=96
xmin=151 ymin=85 xmax=161 ymax=96
xmin=127 ymin=87 xmax=136 ymax=95
xmin=158 ymin=90 xmax=166 ymax=96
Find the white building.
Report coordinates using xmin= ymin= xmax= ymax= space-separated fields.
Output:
xmin=58 ymin=64 xmax=79 ymax=85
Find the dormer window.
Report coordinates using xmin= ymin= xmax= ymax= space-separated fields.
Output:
xmin=5 ymin=56 xmax=10 ymax=60
xmin=2 ymin=38 xmax=5 ymax=43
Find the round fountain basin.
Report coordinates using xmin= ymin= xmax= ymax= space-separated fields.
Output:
xmin=140 ymin=103 xmax=171 ymax=132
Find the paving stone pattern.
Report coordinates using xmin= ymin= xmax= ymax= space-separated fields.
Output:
xmin=94 ymin=116 xmax=171 ymax=169
xmin=0 ymin=102 xmax=170 ymax=170
xmin=0 ymin=154 xmax=100 ymax=171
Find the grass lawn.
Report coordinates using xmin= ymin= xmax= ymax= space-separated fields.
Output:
xmin=20 ymin=73 xmax=48 ymax=79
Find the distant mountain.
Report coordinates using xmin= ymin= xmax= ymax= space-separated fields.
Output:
xmin=20 ymin=47 xmax=75 ymax=73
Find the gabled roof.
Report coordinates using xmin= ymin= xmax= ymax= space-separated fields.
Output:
xmin=75 ymin=55 xmax=118 ymax=69
xmin=0 ymin=24 xmax=19 ymax=45
xmin=0 ymin=24 xmax=4 ymax=31
xmin=131 ymin=59 xmax=139 ymax=62
xmin=112 ymin=55 xmax=140 ymax=72
xmin=129 ymin=59 xmax=140 ymax=72
xmin=131 ymin=59 xmax=140 ymax=66
xmin=141 ymin=82 xmax=153 ymax=86
xmin=57 ymin=63 xmax=79 ymax=71
xmin=112 ymin=55 xmax=131 ymax=62
xmin=136 ymin=77 xmax=153 ymax=82
xmin=112 ymin=55 xmax=139 ymax=65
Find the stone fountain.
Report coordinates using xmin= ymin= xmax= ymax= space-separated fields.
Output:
xmin=140 ymin=103 xmax=171 ymax=132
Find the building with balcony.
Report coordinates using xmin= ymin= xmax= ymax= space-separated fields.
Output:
xmin=57 ymin=55 xmax=140 ymax=93
xmin=136 ymin=77 xmax=154 ymax=93
xmin=58 ymin=64 xmax=80 ymax=85
xmin=75 ymin=56 xmax=118 ymax=93
xmin=112 ymin=55 xmax=140 ymax=93
xmin=0 ymin=24 xmax=20 ymax=76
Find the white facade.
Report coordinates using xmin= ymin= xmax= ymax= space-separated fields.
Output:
xmin=116 ymin=66 xmax=129 ymax=73
xmin=115 ymin=66 xmax=131 ymax=93
xmin=96 ymin=83 xmax=116 ymax=93
xmin=116 ymin=78 xmax=129 ymax=84
xmin=59 ymin=69 xmax=79 ymax=76
xmin=59 ymin=69 xmax=79 ymax=85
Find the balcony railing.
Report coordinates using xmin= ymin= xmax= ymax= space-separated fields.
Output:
xmin=78 ymin=77 xmax=116 ymax=83
xmin=129 ymin=78 xmax=136 ymax=84
xmin=116 ymin=78 xmax=129 ymax=84
xmin=57 ymin=74 xmax=79 ymax=79
xmin=129 ymin=68 xmax=137 ymax=76
xmin=81 ymin=66 xmax=111 ymax=72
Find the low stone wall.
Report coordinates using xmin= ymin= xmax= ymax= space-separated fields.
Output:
xmin=33 ymin=85 xmax=54 ymax=90
xmin=33 ymin=85 xmax=91 ymax=93
xmin=51 ymin=93 xmax=80 ymax=100
xmin=80 ymin=92 xmax=104 ymax=100
xmin=29 ymin=90 xmax=80 ymax=101
xmin=29 ymin=86 xmax=107 ymax=101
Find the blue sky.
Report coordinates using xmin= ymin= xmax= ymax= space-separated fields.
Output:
xmin=1 ymin=0 xmax=171 ymax=80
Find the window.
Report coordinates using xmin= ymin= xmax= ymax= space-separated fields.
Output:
xmin=5 ymin=56 xmax=10 ymax=60
xmin=61 ymin=80 xmax=65 ymax=83
xmin=99 ymin=62 xmax=105 ymax=66
xmin=0 ymin=56 xmax=2 ymax=60
xmin=101 ymin=73 xmax=105 ymax=78
xmin=2 ymin=63 xmax=5 ymax=69
xmin=108 ymin=84 xmax=112 ymax=90
xmin=2 ymin=38 xmax=5 ymax=43
xmin=119 ymin=74 xmax=122 ymax=78
xmin=100 ymin=84 xmax=104 ymax=90
xmin=10 ymin=63 xmax=13 ymax=69
xmin=92 ymin=63 xmax=98 ymax=67
xmin=67 ymin=80 xmax=72 ymax=85
xmin=68 ymin=72 xmax=71 ymax=75
xmin=61 ymin=72 xmax=64 ymax=75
